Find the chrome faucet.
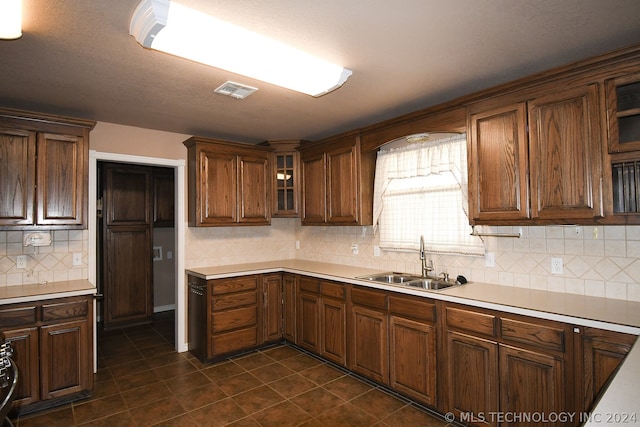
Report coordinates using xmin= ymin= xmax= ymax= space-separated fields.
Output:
xmin=420 ymin=235 xmax=434 ymax=278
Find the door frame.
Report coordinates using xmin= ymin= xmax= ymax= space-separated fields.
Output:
xmin=88 ymin=151 xmax=187 ymax=362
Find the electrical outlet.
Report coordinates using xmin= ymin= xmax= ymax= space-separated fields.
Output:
xmin=373 ymin=245 xmax=381 ymax=257
xmin=351 ymin=243 xmax=359 ymax=255
xmin=16 ymin=255 xmax=27 ymax=269
xmin=295 ymin=240 xmax=300 ymax=250
xmin=73 ymin=253 xmax=82 ymax=266
xmin=485 ymin=252 xmax=495 ymax=267
xmin=551 ymin=257 xmax=563 ymax=275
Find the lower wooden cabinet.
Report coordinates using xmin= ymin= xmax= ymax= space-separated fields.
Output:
xmin=188 ymin=274 xmax=259 ymax=362
xmin=576 ymin=326 xmax=636 ymax=414
xmin=261 ymin=273 xmax=283 ymax=343
xmin=349 ymin=286 xmax=389 ymax=384
xmin=389 ymin=294 xmax=437 ymax=406
xmin=0 ymin=295 xmax=93 ymax=415
xmin=296 ymin=277 xmax=347 ymax=366
xmin=283 ymin=273 xmax=297 ymax=342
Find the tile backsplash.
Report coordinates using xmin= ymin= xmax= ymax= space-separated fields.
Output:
xmin=0 ymin=230 xmax=88 ymax=286
xmin=4 ymin=221 xmax=639 ymax=303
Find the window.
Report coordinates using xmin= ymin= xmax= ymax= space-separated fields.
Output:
xmin=372 ymin=133 xmax=484 ymax=255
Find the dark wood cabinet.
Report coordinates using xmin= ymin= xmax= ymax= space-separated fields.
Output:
xmin=0 ymin=108 xmax=94 ymax=229
xmin=152 ymin=168 xmax=175 ymax=227
xmin=296 ymin=277 xmax=347 ymax=365
xmin=184 ymin=137 xmax=272 ymax=226
xmin=261 ymin=273 xmax=283 ymax=343
xmin=0 ymin=296 xmax=93 ymax=415
xmin=299 ymin=132 xmax=375 ymax=225
xmin=575 ymin=327 xmax=636 ymax=413
xmin=188 ymin=274 xmax=259 ymax=362
xmin=102 ymin=163 xmax=153 ymax=329
xmin=349 ymin=286 xmax=389 ymax=384
xmin=389 ymin=294 xmax=437 ymax=406
xmin=266 ymin=140 xmax=301 ymax=218
xmin=283 ymin=273 xmax=297 ymax=342
xmin=442 ymin=302 xmax=574 ymax=426
xmin=468 ymin=83 xmax=603 ymax=224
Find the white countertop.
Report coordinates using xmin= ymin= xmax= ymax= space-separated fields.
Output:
xmin=0 ymin=280 xmax=95 ymax=304
xmin=187 ymin=259 xmax=640 ymax=332
xmin=188 ymin=259 xmax=640 ymax=424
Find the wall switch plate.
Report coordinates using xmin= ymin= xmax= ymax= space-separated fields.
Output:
xmin=373 ymin=245 xmax=381 ymax=257
xmin=485 ymin=252 xmax=495 ymax=267
xmin=295 ymin=240 xmax=300 ymax=250
xmin=351 ymin=243 xmax=359 ymax=255
xmin=167 ymin=251 xmax=173 ymax=259
xmin=551 ymin=257 xmax=563 ymax=274
xmin=16 ymin=255 xmax=27 ymax=269
xmin=73 ymin=253 xmax=82 ymax=266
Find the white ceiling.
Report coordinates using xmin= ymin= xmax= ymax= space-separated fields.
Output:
xmin=1 ymin=0 xmax=640 ymax=144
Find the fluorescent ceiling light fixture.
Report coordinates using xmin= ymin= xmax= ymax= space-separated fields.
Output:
xmin=129 ymin=0 xmax=352 ymax=97
xmin=0 ymin=0 xmax=22 ymax=40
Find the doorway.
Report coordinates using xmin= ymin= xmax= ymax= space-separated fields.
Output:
xmin=88 ymin=151 xmax=186 ymax=359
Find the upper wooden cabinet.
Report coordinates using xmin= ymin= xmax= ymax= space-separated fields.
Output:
xmin=184 ymin=137 xmax=273 ymax=226
xmin=264 ymin=140 xmax=302 ymax=218
xmin=0 ymin=108 xmax=94 ymax=229
xmin=298 ymin=132 xmax=376 ymax=225
xmin=468 ymin=83 xmax=604 ymax=224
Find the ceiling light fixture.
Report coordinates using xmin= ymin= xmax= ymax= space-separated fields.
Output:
xmin=0 ymin=0 xmax=22 ymax=40
xmin=129 ymin=0 xmax=352 ymax=97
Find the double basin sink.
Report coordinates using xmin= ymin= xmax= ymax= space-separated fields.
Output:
xmin=356 ymin=272 xmax=461 ymax=291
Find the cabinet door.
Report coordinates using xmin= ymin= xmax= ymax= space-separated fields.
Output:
xmin=350 ymin=305 xmax=389 ymax=384
xmin=238 ymin=153 xmax=270 ymax=224
xmin=0 ymin=129 xmax=35 ymax=226
xmin=528 ymin=84 xmax=603 ymax=220
xmin=389 ymin=316 xmax=436 ymax=406
xmin=199 ymin=149 xmax=237 ymax=225
xmin=606 ymin=72 xmax=640 ymax=153
xmin=297 ymin=290 xmax=320 ymax=352
xmin=579 ymin=328 xmax=636 ymax=412
xmin=152 ymin=168 xmax=175 ymax=228
xmin=262 ymin=273 xmax=283 ymax=343
xmin=283 ymin=273 xmax=297 ymax=342
xmin=499 ymin=344 xmax=565 ymax=427
xmin=320 ymin=297 xmax=347 ymax=366
xmin=104 ymin=227 xmax=153 ymax=327
xmin=40 ymin=320 xmax=91 ymax=400
xmin=326 ymin=143 xmax=358 ymax=224
xmin=445 ymin=331 xmax=499 ymax=427
xmin=301 ymin=152 xmax=326 ymax=224
xmin=36 ymin=133 xmax=87 ymax=226
xmin=469 ymin=102 xmax=530 ymax=222
xmin=3 ymin=327 xmax=39 ymax=407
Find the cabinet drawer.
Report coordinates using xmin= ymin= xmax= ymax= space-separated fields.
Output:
xmin=212 ymin=291 xmax=257 ymax=311
xmin=321 ymin=282 xmax=345 ymax=299
xmin=500 ymin=317 xmax=565 ymax=352
xmin=212 ymin=306 xmax=257 ymax=333
xmin=446 ymin=306 xmax=497 ymax=337
xmin=389 ymin=295 xmax=435 ymax=323
xmin=212 ymin=276 xmax=258 ymax=295
xmin=41 ymin=299 xmax=88 ymax=322
xmin=212 ymin=327 xmax=258 ymax=356
xmin=351 ymin=286 xmax=387 ymax=310
xmin=0 ymin=306 xmax=37 ymax=328
xmin=299 ymin=277 xmax=320 ymax=293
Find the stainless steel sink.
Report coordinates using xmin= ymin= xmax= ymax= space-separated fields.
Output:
xmin=356 ymin=272 xmax=423 ymax=284
xmin=356 ymin=272 xmax=461 ymax=291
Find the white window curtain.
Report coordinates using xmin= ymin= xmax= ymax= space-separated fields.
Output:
xmin=372 ymin=133 xmax=484 ymax=255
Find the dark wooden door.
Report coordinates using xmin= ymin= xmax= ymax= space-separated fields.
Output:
xmin=326 ymin=143 xmax=358 ymax=224
xmin=301 ymin=152 xmax=326 ymax=224
xmin=320 ymin=296 xmax=347 ymax=366
xmin=102 ymin=163 xmax=153 ymax=328
xmin=350 ymin=305 xmax=389 ymax=384
xmin=261 ymin=273 xmax=283 ymax=343
xmin=3 ymin=327 xmax=39 ymax=407
xmin=283 ymin=273 xmax=297 ymax=342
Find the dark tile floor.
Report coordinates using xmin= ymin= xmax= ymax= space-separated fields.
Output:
xmin=12 ymin=312 xmax=450 ymax=426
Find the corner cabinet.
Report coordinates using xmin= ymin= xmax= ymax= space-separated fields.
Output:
xmin=298 ymin=132 xmax=376 ymax=225
xmin=0 ymin=295 xmax=93 ymax=416
xmin=183 ymin=137 xmax=273 ymax=226
xmin=468 ymin=83 xmax=603 ymax=224
xmin=0 ymin=108 xmax=95 ymax=229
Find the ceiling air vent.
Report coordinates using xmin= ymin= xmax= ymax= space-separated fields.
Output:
xmin=214 ymin=81 xmax=258 ymax=99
